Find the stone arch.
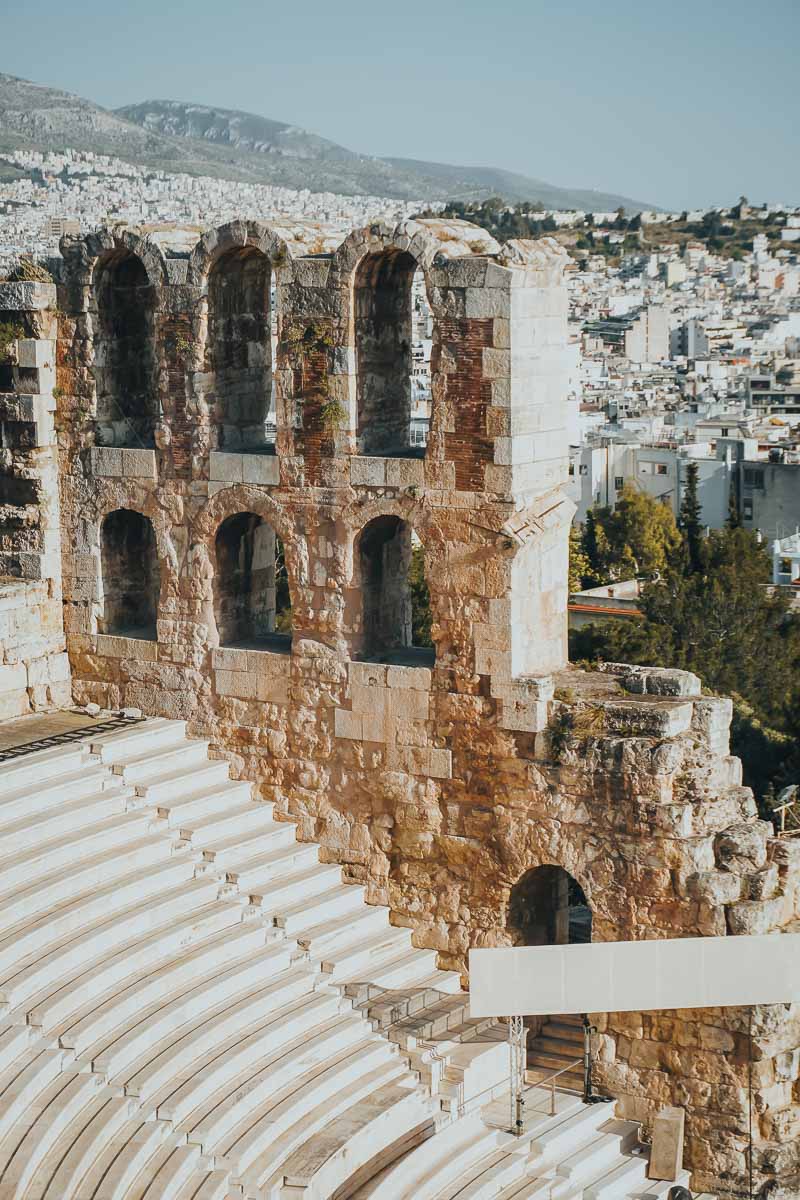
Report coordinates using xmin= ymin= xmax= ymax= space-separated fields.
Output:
xmin=212 ymin=511 xmax=292 ymax=649
xmin=353 ymin=514 xmax=434 ymax=665
xmin=92 ymin=244 xmax=159 ymax=448
xmin=508 ymin=864 xmax=592 ymax=947
xmin=187 ymin=220 xmax=293 ymax=287
xmin=99 ymin=508 xmax=160 ymax=638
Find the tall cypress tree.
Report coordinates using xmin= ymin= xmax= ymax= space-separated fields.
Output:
xmin=678 ymin=460 xmax=704 ymax=573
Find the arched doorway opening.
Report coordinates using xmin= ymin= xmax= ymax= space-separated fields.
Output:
xmin=213 ymin=512 xmax=290 ymax=649
xmin=508 ymin=865 xmax=592 ymax=947
xmin=94 ymin=251 xmax=158 ymax=447
xmin=355 ymin=515 xmax=434 ymax=666
xmin=207 ymin=247 xmax=275 ymax=452
xmin=99 ymin=509 xmax=160 ymax=638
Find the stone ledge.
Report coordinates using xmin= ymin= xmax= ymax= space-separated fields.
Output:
xmin=211 ymin=646 xmax=291 ymax=675
xmin=209 ymin=451 xmax=279 ymax=486
xmin=601 ymin=662 xmax=701 ymax=698
xmin=89 ymin=447 xmax=157 ymax=479
xmin=0 ymin=281 xmax=56 ymax=311
xmin=214 ymin=667 xmax=289 ymax=703
xmin=96 ymin=633 xmax=158 ymax=660
xmin=349 ymin=457 xmax=425 ymax=488
xmin=603 ymin=699 xmax=695 ymax=738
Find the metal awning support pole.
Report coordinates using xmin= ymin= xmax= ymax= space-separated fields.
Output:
xmin=508 ymin=1015 xmax=526 ymax=1136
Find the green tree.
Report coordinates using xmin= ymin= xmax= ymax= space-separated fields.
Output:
xmin=568 ymin=525 xmax=591 ymax=593
xmin=410 ymin=544 xmax=433 ymax=648
xmin=592 ymin=486 xmax=681 ymax=580
xmin=677 ymin=460 xmax=704 ymax=573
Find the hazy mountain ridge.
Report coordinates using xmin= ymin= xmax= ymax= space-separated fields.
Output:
xmin=0 ymin=74 xmax=658 ymax=209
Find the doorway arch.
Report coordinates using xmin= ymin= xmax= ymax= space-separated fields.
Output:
xmin=508 ymin=865 xmax=592 ymax=947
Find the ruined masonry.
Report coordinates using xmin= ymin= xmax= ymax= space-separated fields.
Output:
xmin=0 ymin=216 xmax=798 ymax=1198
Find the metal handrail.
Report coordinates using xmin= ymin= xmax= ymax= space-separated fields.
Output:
xmin=524 ymin=1058 xmax=584 ymax=1116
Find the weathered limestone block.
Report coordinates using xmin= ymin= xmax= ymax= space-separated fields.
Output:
xmin=715 ymin=822 xmax=770 ymax=873
xmin=649 ymin=1106 xmax=686 ymax=1182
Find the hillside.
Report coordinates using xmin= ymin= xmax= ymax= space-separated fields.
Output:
xmin=0 ymin=73 xmax=659 ymax=209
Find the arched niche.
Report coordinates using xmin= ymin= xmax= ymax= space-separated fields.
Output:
xmin=213 ymin=512 xmax=290 ymax=649
xmin=94 ymin=251 xmax=158 ymax=447
xmin=355 ymin=515 xmax=434 ymax=665
xmin=508 ymin=865 xmax=592 ymax=947
xmin=206 ymin=247 xmax=275 ymax=452
xmin=354 ymin=250 xmax=430 ymax=458
xmin=99 ymin=509 xmax=160 ymax=638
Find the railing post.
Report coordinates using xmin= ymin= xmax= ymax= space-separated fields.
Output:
xmin=508 ymin=1015 xmax=526 ymax=1135
xmin=582 ymin=1014 xmax=596 ymax=1103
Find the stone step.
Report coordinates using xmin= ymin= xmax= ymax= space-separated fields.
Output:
xmin=22 ymin=1094 xmax=138 ymax=1200
xmin=628 ymin=1171 xmax=692 ymax=1198
xmin=58 ymin=921 xmax=271 ymax=1058
xmin=156 ymin=780 xmax=255 ymax=827
xmin=295 ymin=903 xmax=393 ymax=963
xmin=276 ymin=881 xmax=368 ymax=933
xmin=0 ymin=808 xmax=160 ymax=895
xmin=181 ymin=1011 xmax=369 ymax=1153
xmin=278 ymin=1081 xmax=436 ymax=1200
xmin=535 ymin=1035 xmax=587 ymax=1060
xmin=0 ymin=784 xmax=132 ymax=857
xmin=24 ymin=898 xmax=244 ymax=1033
xmin=0 ymin=741 xmax=90 ymax=797
xmin=176 ymin=1170 xmax=235 ymax=1200
xmin=1 ymin=875 xmax=221 ymax=1013
xmin=88 ymin=941 xmax=294 ymax=1081
xmin=0 ymin=830 xmax=176 ymax=937
xmin=231 ymin=841 xmax=324 ymax=893
xmin=235 ymin=1057 xmax=411 ymax=1193
xmin=0 ymin=1047 xmax=71 ymax=1147
xmin=337 ymin=936 xmax=438 ymax=992
xmin=90 ymin=717 xmax=187 ymax=763
xmin=583 ymin=1150 xmax=649 ymax=1199
xmin=205 ymin=819 xmax=298 ymax=868
xmin=0 ymin=762 xmax=112 ymax=827
xmin=112 ymin=737 xmax=212 ymax=783
xmin=126 ymin=1141 xmax=208 ymax=1200
xmin=0 ymin=1068 xmax=103 ymax=1198
xmin=76 ymin=1116 xmax=175 ymax=1200
xmin=117 ymin=965 xmax=317 ymax=1103
xmin=0 ymin=853 xmax=197 ymax=980
xmin=555 ymin=1125 xmax=639 ymax=1184
xmin=184 ymin=799 xmax=280 ymax=848
xmin=527 ymin=1101 xmax=613 ymax=1164
xmin=133 ymin=760 xmax=233 ymax=805
xmin=354 ymin=1112 xmax=501 ymax=1199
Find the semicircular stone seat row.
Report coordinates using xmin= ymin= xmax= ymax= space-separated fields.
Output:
xmin=0 ymin=721 xmax=673 ymax=1200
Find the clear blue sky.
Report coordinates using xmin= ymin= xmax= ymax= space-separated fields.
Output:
xmin=3 ymin=0 xmax=798 ymax=210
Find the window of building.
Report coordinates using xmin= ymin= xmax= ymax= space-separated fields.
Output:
xmin=94 ymin=251 xmax=158 ymax=447
xmin=743 ymin=499 xmax=753 ymax=520
xmin=743 ymin=468 xmax=765 ymax=489
xmin=656 ymin=464 xmax=668 ymax=475
xmin=721 ymin=428 xmax=729 ymax=437
xmin=578 ymin=464 xmax=588 ymax=476
xmin=213 ymin=512 xmax=291 ymax=649
xmin=355 ymin=516 xmax=433 ymax=666
xmin=99 ymin=509 xmax=159 ymax=638
xmin=207 ymin=247 xmax=275 ymax=452
xmin=614 ymin=476 xmax=624 ymax=489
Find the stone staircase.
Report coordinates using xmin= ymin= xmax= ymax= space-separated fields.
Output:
xmin=0 ymin=718 xmax=676 ymax=1199
xmin=526 ymin=1016 xmax=586 ymax=1094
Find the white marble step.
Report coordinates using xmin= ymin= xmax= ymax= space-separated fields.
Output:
xmin=278 ymin=1081 xmax=435 ymax=1200
xmin=236 ymin=1056 xmax=411 ymax=1193
xmin=432 ymin=1140 xmax=529 ymax=1200
xmin=275 ymin=881 xmax=367 ymax=934
xmin=0 ymin=1025 xmax=35 ymax=1076
xmin=22 ymin=1094 xmax=137 ymax=1200
xmin=90 ymin=718 xmax=187 ymax=763
xmin=0 ymin=1048 xmax=70 ymax=1147
xmin=0 ymin=1068 xmax=103 ymax=1198
xmin=204 ymin=820 xmax=298 ymax=868
xmin=355 ymin=1112 xmax=497 ymax=1200
xmin=125 ymin=1141 xmax=208 ymax=1200
xmin=131 ymin=760 xmax=234 ymax=805
xmin=0 ymin=808 xmax=160 ymax=895
xmin=0 ymin=853 xmax=197 ymax=979
xmin=111 ymin=738 xmax=212 ymax=783
xmin=555 ymin=1127 xmax=637 ymax=1185
xmin=176 ymin=1170 xmax=235 ymax=1200
xmin=182 ymin=1011 xmax=367 ymax=1153
xmin=319 ymin=923 xmax=413 ymax=978
xmin=0 ymin=763 xmax=112 ymax=828
xmin=0 ymin=784 xmax=132 ymax=857
xmin=88 ymin=941 xmax=293 ymax=1080
xmin=584 ymin=1151 xmax=648 ymax=1199
xmin=296 ymin=904 xmax=395 ymax=963
xmin=528 ymin=1101 xmax=613 ymax=1165
xmin=117 ymin=965 xmax=316 ymax=1103
xmin=185 ymin=800 xmax=280 ymax=848
xmin=156 ymin=781 xmax=254 ymax=828
xmin=0 ymin=742 xmax=90 ymax=797
xmin=229 ymin=841 xmax=322 ymax=892
xmin=0 ymin=830 xmax=176 ymax=936
xmin=157 ymin=994 xmax=345 ymax=1128
xmin=59 ymin=921 xmax=271 ymax=1058
xmin=628 ymin=1173 xmax=692 ymax=1199
xmin=1 ymin=875 xmax=221 ymax=1012
xmin=77 ymin=1116 xmax=175 ymax=1200
xmin=24 ymin=898 xmax=244 ymax=1033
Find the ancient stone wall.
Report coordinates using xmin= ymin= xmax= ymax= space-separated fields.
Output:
xmin=12 ymin=215 xmax=798 ymax=1197
xmin=0 ymin=282 xmax=70 ymax=718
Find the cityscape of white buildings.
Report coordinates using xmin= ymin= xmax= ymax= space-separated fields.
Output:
xmin=2 ymin=146 xmax=800 ymax=547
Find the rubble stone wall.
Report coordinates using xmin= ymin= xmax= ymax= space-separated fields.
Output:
xmin=3 ymin=218 xmax=797 ymax=1197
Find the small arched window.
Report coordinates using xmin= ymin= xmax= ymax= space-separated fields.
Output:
xmin=99 ymin=509 xmax=159 ymax=638
xmin=356 ymin=516 xmax=433 ymax=665
xmin=214 ymin=512 xmax=290 ymax=648
xmin=508 ymin=865 xmax=591 ymax=947
xmin=94 ymin=251 xmax=157 ymax=447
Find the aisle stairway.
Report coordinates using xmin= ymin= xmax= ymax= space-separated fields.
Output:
xmin=0 ymin=719 xmax=677 ymax=1200
xmin=526 ymin=1016 xmax=585 ymax=1094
